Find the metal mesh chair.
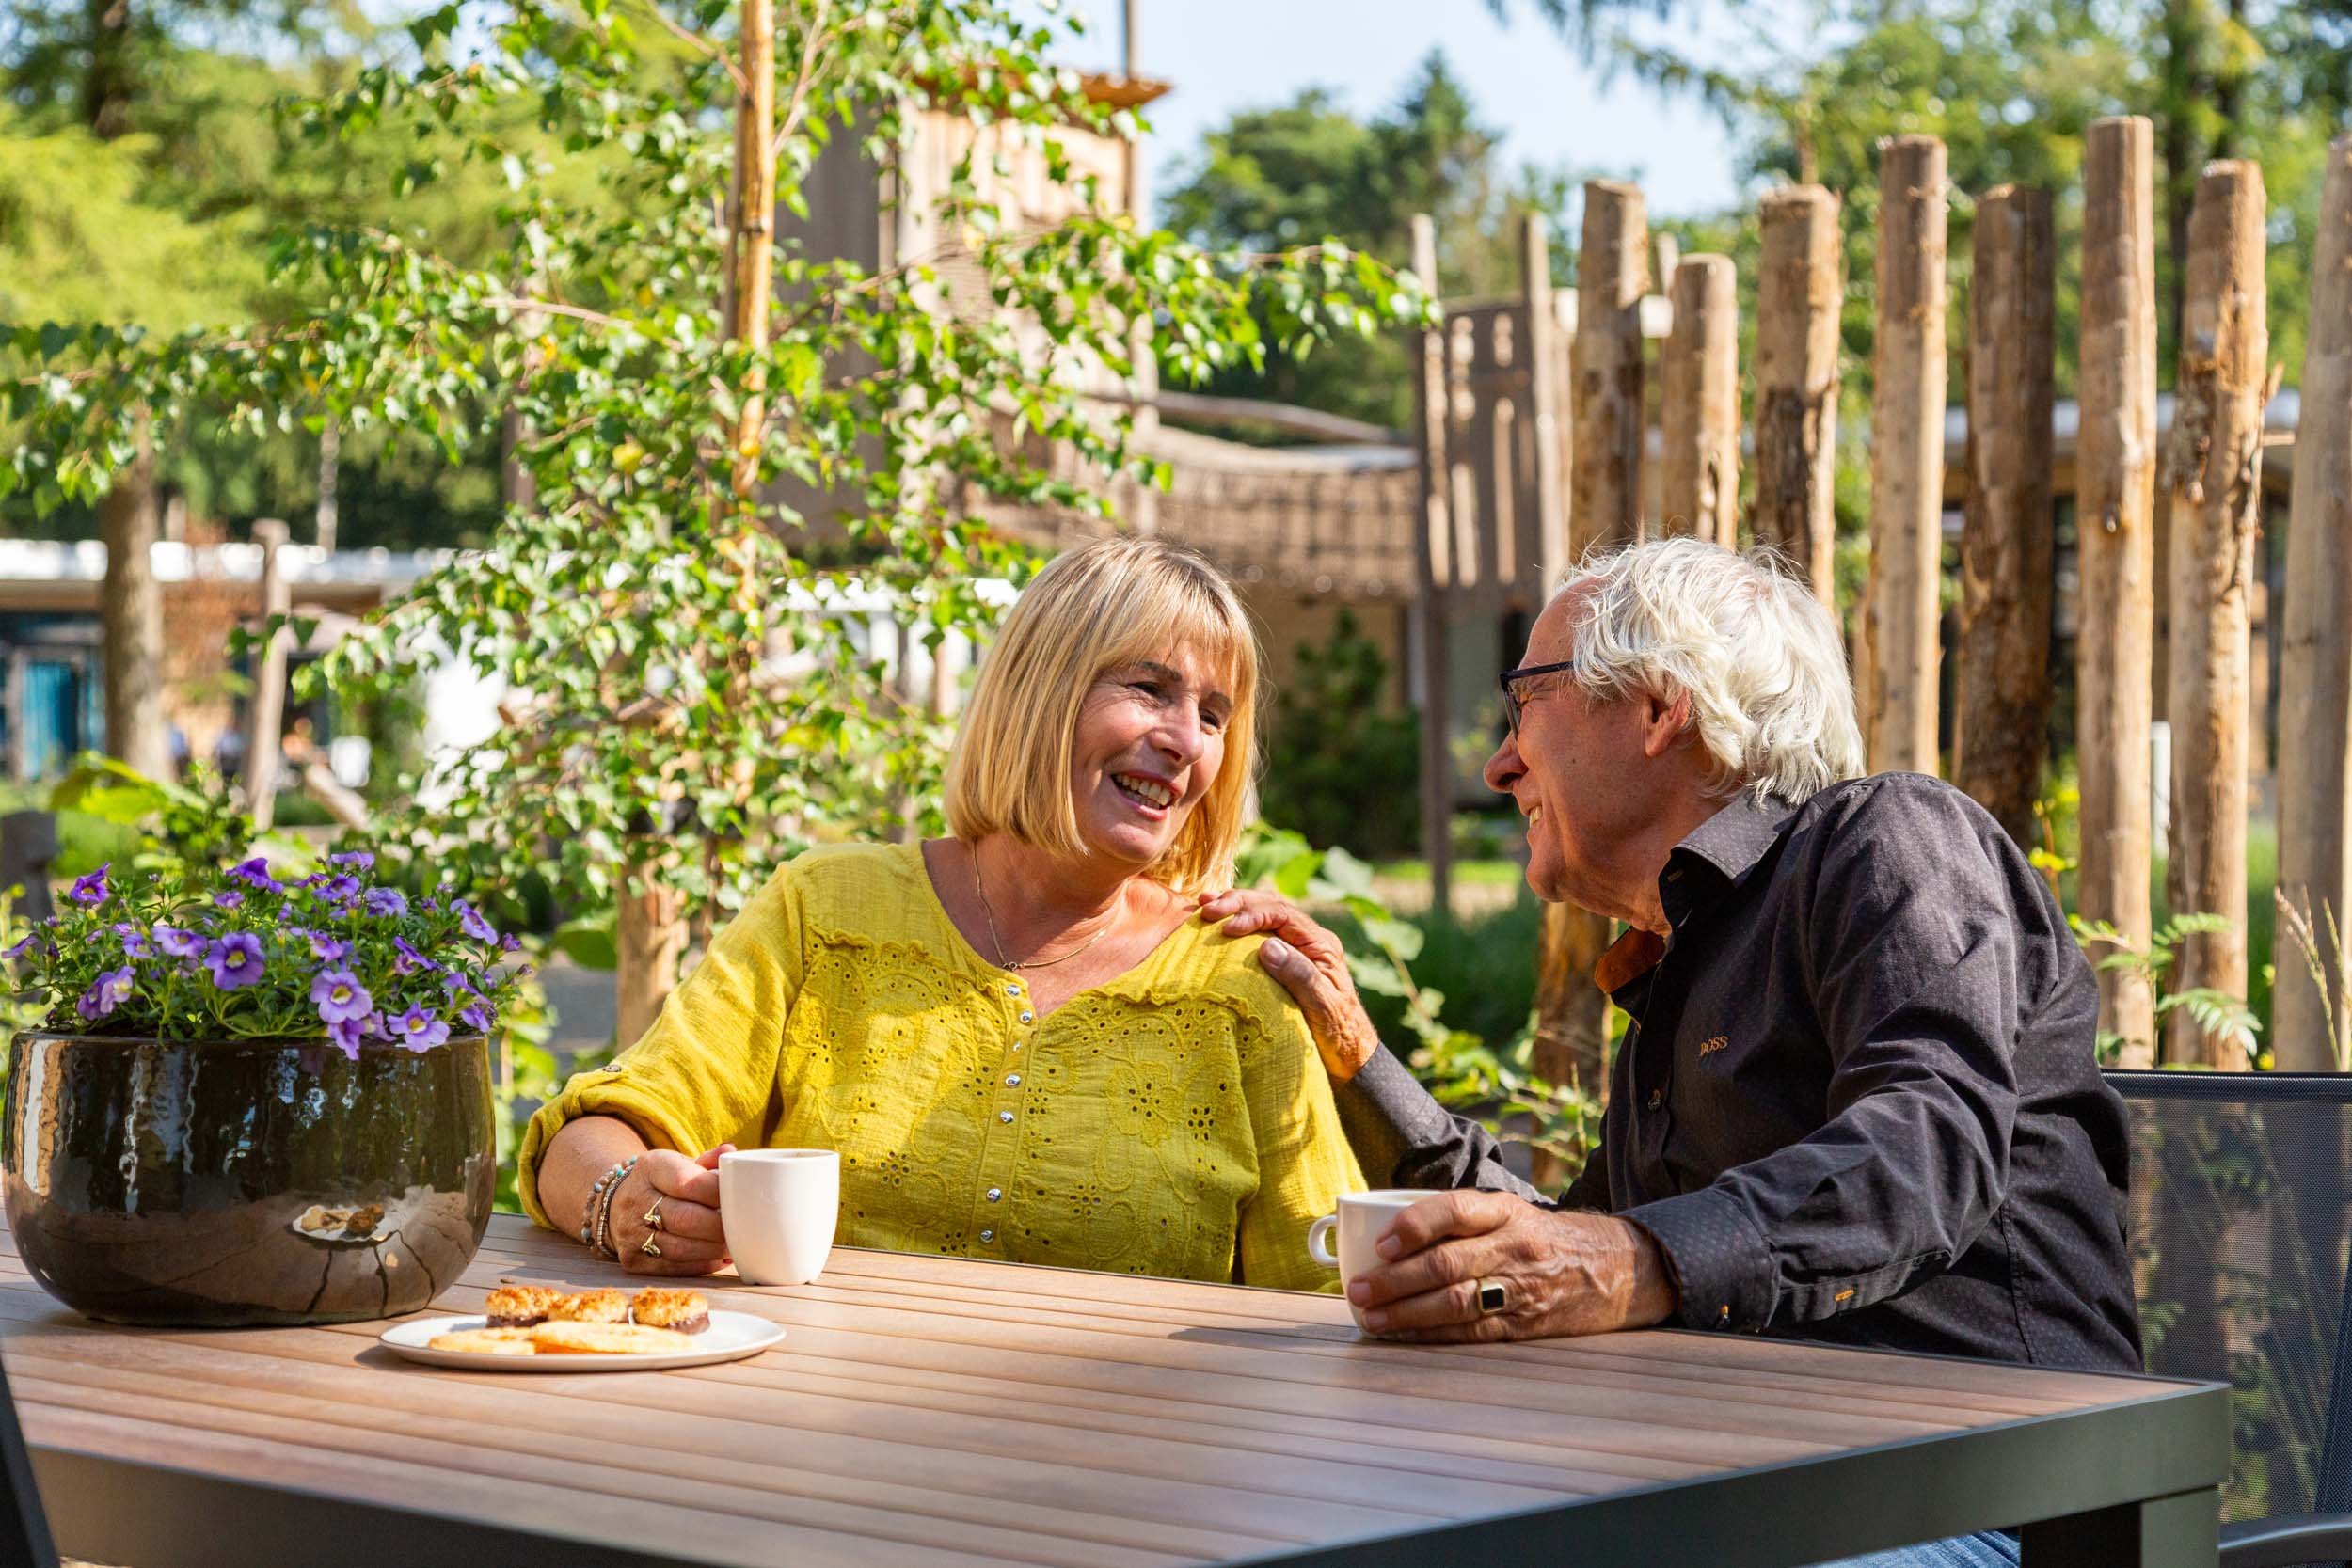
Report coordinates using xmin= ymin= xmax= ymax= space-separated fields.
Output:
xmin=2111 ymin=1069 xmax=2352 ymax=1568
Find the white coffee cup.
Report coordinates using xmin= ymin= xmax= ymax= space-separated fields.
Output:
xmin=1307 ymin=1189 xmax=1429 ymax=1321
xmin=719 ymin=1148 xmax=840 ymax=1286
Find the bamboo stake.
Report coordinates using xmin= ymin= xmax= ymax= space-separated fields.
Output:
xmin=1954 ymin=184 xmax=2056 ymax=850
xmin=2274 ymin=134 xmax=2352 ymax=1073
xmin=2076 ymin=117 xmax=2161 ymax=1066
xmin=1754 ymin=186 xmax=1843 ymax=606
xmin=1570 ymin=180 xmax=1649 ymax=551
xmin=241 ymin=519 xmax=293 ymax=832
xmin=1660 ymin=255 xmax=1740 ymax=547
xmin=2159 ymin=160 xmax=2266 ymax=1070
xmin=1410 ymin=214 xmax=1455 ymax=922
xmin=1865 ymin=136 xmax=1949 ymax=775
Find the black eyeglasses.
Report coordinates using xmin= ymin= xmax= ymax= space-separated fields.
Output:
xmin=1498 ymin=658 xmax=1578 ymax=737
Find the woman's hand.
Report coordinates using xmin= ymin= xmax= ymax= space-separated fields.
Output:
xmin=1197 ymin=889 xmax=1382 ymax=1083
xmin=606 ymin=1144 xmax=735 ymax=1276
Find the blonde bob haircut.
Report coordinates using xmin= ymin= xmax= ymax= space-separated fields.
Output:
xmin=945 ymin=536 xmax=1260 ymax=892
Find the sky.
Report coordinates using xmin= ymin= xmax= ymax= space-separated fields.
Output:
xmin=1031 ymin=0 xmax=1753 ymax=222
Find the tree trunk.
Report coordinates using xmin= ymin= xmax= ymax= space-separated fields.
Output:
xmin=2159 ymin=160 xmax=2265 ymax=1071
xmin=99 ymin=418 xmax=168 ymax=781
xmin=2274 ymin=135 xmax=2352 ymax=1073
xmin=1410 ymin=214 xmax=1454 ymax=921
xmin=1660 ymin=255 xmax=1740 ymax=548
xmin=1570 ymin=180 xmax=1648 ymax=550
xmin=1865 ymin=136 xmax=1948 ymax=776
xmin=2077 ymin=118 xmax=2162 ymax=1066
xmin=80 ymin=0 xmax=135 ymax=139
xmin=241 ymin=519 xmax=292 ymax=832
xmin=1954 ymin=184 xmax=2056 ymax=851
xmin=1754 ymin=185 xmax=1843 ymax=607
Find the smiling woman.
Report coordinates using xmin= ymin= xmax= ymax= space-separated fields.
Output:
xmin=518 ymin=538 xmax=1364 ymax=1291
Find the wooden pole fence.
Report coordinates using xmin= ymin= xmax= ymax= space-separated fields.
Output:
xmin=1865 ymin=135 xmax=1949 ymax=776
xmin=1409 ymin=214 xmax=1455 ymax=923
xmin=2077 ymin=116 xmax=2162 ymax=1067
xmin=2275 ymin=135 xmax=2352 ymax=1073
xmin=1661 ymin=254 xmax=1740 ymax=547
xmin=1754 ymin=185 xmax=1843 ymax=606
xmin=1954 ymin=184 xmax=2057 ymax=850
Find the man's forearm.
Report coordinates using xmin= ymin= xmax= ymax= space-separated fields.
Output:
xmin=1336 ymin=1046 xmax=1549 ymax=1202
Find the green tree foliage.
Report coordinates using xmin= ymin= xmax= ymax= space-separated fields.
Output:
xmin=1257 ymin=610 xmax=1422 ymax=857
xmin=4 ymin=0 xmax=1428 ymax=942
xmin=1159 ymin=50 xmax=1580 ymax=431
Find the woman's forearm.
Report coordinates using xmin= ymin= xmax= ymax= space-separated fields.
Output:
xmin=537 ymin=1115 xmax=653 ymax=1240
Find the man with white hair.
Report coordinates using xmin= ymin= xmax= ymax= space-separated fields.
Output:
xmin=1205 ymin=537 xmax=2140 ymax=1379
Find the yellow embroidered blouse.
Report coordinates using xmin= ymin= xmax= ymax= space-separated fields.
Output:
xmin=518 ymin=842 xmax=1362 ymax=1291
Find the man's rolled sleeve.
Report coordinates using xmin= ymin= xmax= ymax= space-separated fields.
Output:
xmin=1335 ymin=1045 xmax=1545 ymax=1201
xmin=1620 ymin=1186 xmax=1778 ymax=1331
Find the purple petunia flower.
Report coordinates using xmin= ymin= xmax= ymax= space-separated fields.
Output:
xmin=421 ymin=897 xmax=439 ymax=913
xmin=76 ymin=965 xmax=135 ymax=1021
xmin=326 ymin=1014 xmax=365 ymax=1060
xmin=392 ymin=937 xmax=436 ymax=976
xmin=455 ymin=901 xmax=497 ymax=943
xmin=113 ymin=922 xmax=151 ymax=959
xmin=458 ymin=1003 xmax=493 ymax=1033
xmin=309 ymin=968 xmax=372 ymax=1025
xmin=68 ymin=865 xmax=109 ymax=906
xmin=214 ymin=889 xmax=245 ymax=911
xmin=306 ymin=929 xmax=351 ymax=964
xmin=328 ymin=850 xmax=375 ymax=871
xmin=205 ymin=932 xmax=265 ymax=990
xmin=312 ymin=875 xmax=361 ymax=904
xmin=153 ymin=926 xmax=203 ymax=959
xmin=2 ymin=931 xmax=40 ymax=962
xmin=361 ymin=888 xmax=408 ymax=919
xmin=230 ymin=857 xmax=282 ymax=894
xmin=499 ymin=932 xmax=522 ymax=954
xmin=387 ymin=1006 xmax=449 ymax=1053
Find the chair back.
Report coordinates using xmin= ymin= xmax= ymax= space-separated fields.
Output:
xmin=2109 ymin=1069 xmax=2352 ymax=1540
xmin=0 ymin=1354 xmax=56 ymax=1568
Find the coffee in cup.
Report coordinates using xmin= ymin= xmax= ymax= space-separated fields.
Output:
xmin=719 ymin=1148 xmax=839 ymax=1286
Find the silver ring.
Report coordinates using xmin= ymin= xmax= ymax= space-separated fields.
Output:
xmin=1475 ymin=1276 xmax=1508 ymax=1316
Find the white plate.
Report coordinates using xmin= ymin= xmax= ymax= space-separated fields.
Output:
xmin=378 ymin=1309 xmax=786 ymax=1371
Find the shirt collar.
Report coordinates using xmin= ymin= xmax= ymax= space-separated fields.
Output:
xmin=1671 ymin=789 xmax=1804 ymax=889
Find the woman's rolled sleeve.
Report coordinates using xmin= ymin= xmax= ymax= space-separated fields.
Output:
xmin=516 ymin=866 xmax=808 ymax=1228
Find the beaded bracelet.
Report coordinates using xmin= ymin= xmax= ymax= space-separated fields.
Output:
xmin=580 ymin=1156 xmax=638 ymax=1259
xmin=592 ymin=1161 xmax=631 ymax=1260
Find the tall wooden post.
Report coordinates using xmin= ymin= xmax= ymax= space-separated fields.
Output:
xmin=2159 ymin=160 xmax=2266 ymax=1070
xmin=1409 ymin=214 xmax=1455 ymax=921
xmin=241 ymin=519 xmax=293 ymax=832
xmin=2275 ymin=135 xmax=2352 ymax=1073
xmin=1660 ymin=255 xmax=1740 ymax=547
xmin=2077 ymin=117 xmax=2162 ymax=1066
xmin=1954 ymin=184 xmax=2057 ymax=850
xmin=99 ymin=417 xmax=169 ymax=781
xmin=1754 ymin=186 xmax=1843 ymax=605
xmin=314 ymin=415 xmax=340 ymax=553
xmin=1521 ymin=213 xmax=1568 ymax=592
xmin=1570 ymin=180 xmax=1648 ymax=549
xmin=1535 ymin=182 xmax=1650 ymax=1180
xmin=1864 ymin=136 xmax=1948 ymax=775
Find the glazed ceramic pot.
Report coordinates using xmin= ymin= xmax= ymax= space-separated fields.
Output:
xmin=0 ymin=1031 xmax=495 ymax=1326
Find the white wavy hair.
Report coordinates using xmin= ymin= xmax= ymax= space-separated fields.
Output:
xmin=1551 ymin=537 xmax=1865 ymax=802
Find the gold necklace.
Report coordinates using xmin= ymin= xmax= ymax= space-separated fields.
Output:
xmin=969 ymin=840 xmax=1115 ymax=972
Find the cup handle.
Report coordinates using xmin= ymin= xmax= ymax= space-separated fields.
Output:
xmin=1307 ymin=1214 xmax=1339 ymax=1268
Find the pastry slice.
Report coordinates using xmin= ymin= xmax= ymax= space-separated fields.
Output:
xmin=530 ymin=1321 xmax=696 ymax=1356
xmin=629 ymin=1288 xmax=711 ymax=1334
xmin=548 ymin=1288 xmax=630 ymax=1323
xmin=428 ymin=1326 xmax=539 ymax=1356
xmin=484 ymin=1285 xmax=564 ymax=1328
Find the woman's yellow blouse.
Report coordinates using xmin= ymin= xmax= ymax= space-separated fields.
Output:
xmin=518 ymin=843 xmax=1363 ymax=1291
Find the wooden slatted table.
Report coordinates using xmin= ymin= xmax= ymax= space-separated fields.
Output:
xmin=0 ymin=1212 xmax=2222 ymax=1568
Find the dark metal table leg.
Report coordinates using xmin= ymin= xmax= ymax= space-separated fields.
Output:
xmin=2021 ymin=1488 xmax=2218 ymax=1567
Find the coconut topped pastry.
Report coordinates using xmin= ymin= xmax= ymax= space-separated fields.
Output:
xmin=628 ymin=1289 xmax=711 ymax=1334
xmin=549 ymin=1288 xmax=630 ymax=1324
xmin=483 ymin=1285 xmax=565 ymax=1328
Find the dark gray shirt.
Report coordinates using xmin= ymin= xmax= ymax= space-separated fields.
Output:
xmin=1339 ymin=774 xmax=2143 ymax=1373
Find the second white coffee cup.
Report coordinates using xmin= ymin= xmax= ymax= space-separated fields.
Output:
xmin=1307 ymin=1188 xmax=1429 ymax=1323
xmin=719 ymin=1148 xmax=840 ymax=1286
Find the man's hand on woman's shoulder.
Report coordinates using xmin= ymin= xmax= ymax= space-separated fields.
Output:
xmin=1196 ymin=889 xmax=1381 ymax=1082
